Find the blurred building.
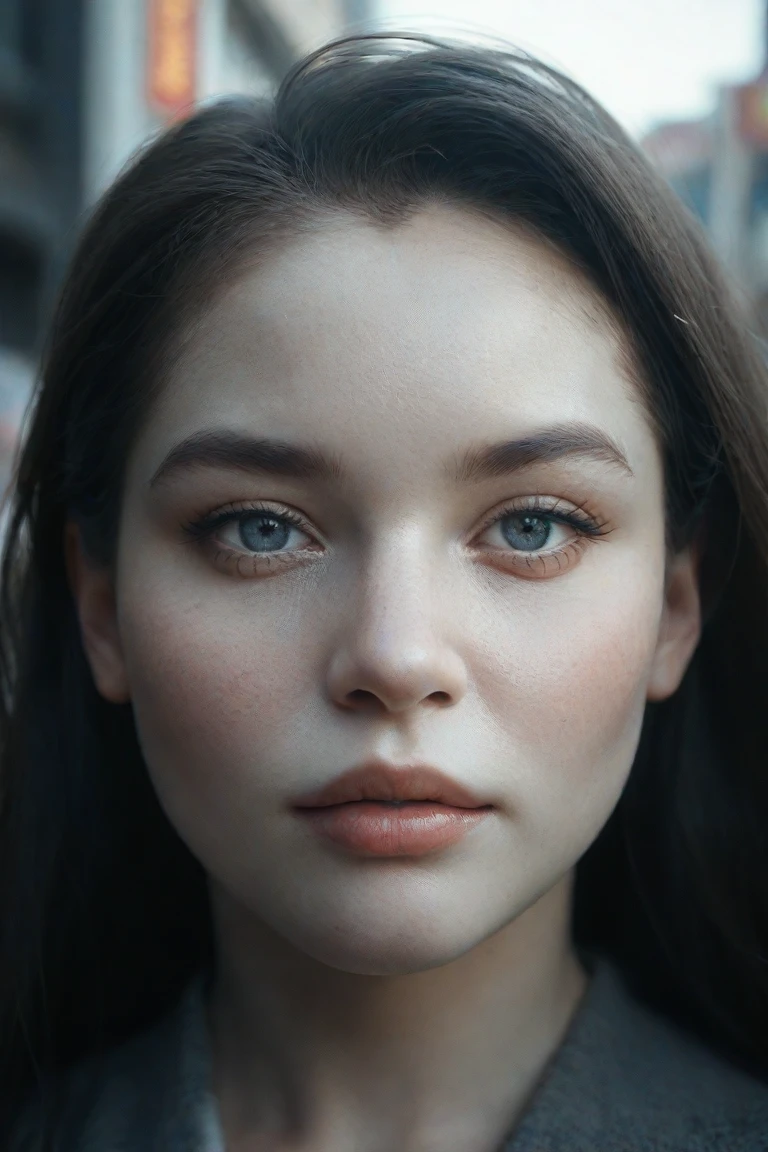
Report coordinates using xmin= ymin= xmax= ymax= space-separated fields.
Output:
xmin=86 ymin=0 xmax=373 ymax=203
xmin=0 ymin=0 xmax=374 ymax=493
xmin=642 ymin=12 xmax=768 ymax=336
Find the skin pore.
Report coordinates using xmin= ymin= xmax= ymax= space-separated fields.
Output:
xmin=69 ymin=206 xmax=701 ymax=1151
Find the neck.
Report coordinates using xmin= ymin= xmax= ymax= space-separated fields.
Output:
xmin=205 ymin=872 xmax=588 ymax=1152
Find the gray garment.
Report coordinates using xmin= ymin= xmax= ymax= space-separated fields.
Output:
xmin=11 ymin=959 xmax=768 ymax=1151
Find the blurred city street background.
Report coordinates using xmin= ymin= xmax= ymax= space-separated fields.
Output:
xmin=1 ymin=0 xmax=768 ymax=498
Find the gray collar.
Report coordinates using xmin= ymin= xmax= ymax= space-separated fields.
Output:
xmin=22 ymin=957 xmax=768 ymax=1150
xmin=503 ymin=960 xmax=768 ymax=1151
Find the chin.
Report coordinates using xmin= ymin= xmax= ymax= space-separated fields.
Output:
xmin=265 ymin=883 xmax=512 ymax=976
xmin=291 ymin=925 xmax=483 ymax=976
xmin=210 ymin=849 xmax=555 ymax=977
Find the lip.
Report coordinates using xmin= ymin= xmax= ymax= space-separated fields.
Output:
xmin=292 ymin=761 xmax=493 ymax=857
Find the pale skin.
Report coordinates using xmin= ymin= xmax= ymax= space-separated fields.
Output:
xmin=68 ymin=206 xmax=701 ymax=1151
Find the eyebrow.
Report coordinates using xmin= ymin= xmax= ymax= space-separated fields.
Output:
xmin=149 ymin=422 xmax=632 ymax=488
xmin=451 ymin=422 xmax=633 ymax=482
xmin=150 ymin=431 xmax=344 ymax=487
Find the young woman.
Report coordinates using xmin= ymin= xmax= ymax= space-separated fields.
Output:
xmin=3 ymin=32 xmax=768 ymax=1151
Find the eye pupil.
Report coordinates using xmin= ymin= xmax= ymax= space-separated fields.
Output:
xmin=501 ymin=514 xmax=551 ymax=552
xmin=239 ymin=514 xmax=290 ymax=553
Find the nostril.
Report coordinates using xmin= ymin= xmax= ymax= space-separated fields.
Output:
xmin=338 ymin=687 xmax=454 ymax=713
xmin=343 ymin=688 xmax=453 ymax=709
xmin=346 ymin=689 xmax=380 ymax=708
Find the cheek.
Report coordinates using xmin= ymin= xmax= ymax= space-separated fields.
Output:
xmin=475 ymin=557 xmax=664 ymax=818
xmin=116 ymin=574 xmax=321 ymax=814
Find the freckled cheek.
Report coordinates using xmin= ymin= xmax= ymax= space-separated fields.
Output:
xmin=116 ymin=583 xmax=322 ymax=799
xmin=477 ymin=567 xmax=664 ymax=781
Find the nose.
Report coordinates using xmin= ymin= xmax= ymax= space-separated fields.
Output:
xmin=325 ymin=539 xmax=468 ymax=716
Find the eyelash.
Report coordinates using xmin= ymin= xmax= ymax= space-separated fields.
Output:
xmin=184 ymin=501 xmax=309 ymax=542
xmin=471 ymin=497 xmax=608 ymax=578
xmin=182 ymin=501 xmax=319 ymax=578
xmin=181 ymin=497 xmax=609 ymax=580
xmin=475 ymin=497 xmax=606 ymax=540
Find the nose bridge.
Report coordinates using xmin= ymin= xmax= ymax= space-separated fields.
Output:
xmin=326 ymin=522 xmax=467 ymax=713
xmin=362 ymin=522 xmax=437 ymax=632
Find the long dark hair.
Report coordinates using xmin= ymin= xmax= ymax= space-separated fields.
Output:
xmin=3 ymin=32 xmax=768 ymax=1133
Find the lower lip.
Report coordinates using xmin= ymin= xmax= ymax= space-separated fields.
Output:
xmin=295 ymin=801 xmax=491 ymax=857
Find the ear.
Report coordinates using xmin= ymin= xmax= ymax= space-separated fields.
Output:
xmin=65 ymin=521 xmax=130 ymax=703
xmin=646 ymin=546 xmax=702 ymax=702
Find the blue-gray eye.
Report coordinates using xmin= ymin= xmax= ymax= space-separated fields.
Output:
xmin=239 ymin=513 xmax=291 ymax=553
xmin=500 ymin=514 xmax=552 ymax=551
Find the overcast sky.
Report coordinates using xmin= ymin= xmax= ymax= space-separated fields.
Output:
xmin=375 ymin=0 xmax=765 ymax=136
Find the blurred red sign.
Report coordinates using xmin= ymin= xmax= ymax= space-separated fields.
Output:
xmin=738 ymin=79 xmax=768 ymax=148
xmin=147 ymin=0 xmax=198 ymax=119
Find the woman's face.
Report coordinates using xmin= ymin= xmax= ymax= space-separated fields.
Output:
xmin=77 ymin=206 xmax=700 ymax=974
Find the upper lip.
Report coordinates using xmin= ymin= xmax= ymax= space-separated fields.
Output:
xmin=292 ymin=760 xmax=491 ymax=809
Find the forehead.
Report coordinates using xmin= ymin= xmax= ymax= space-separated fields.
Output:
xmin=148 ymin=206 xmax=651 ymax=470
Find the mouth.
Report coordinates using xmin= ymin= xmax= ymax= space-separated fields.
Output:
xmin=292 ymin=761 xmax=493 ymax=857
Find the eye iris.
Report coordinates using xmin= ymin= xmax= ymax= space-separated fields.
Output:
xmin=238 ymin=514 xmax=290 ymax=553
xmin=501 ymin=514 xmax=551 ymax=551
